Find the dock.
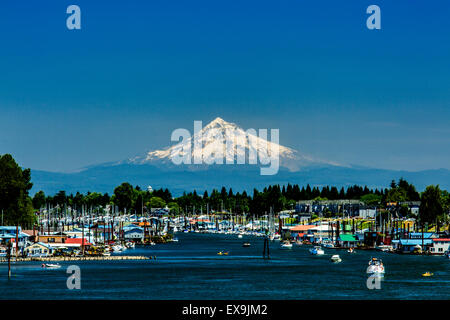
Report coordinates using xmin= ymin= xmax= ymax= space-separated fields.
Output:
xmin=0 ymin=255 xmax=152 ymax=263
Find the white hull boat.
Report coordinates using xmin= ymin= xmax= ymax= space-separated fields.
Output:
xmin=42 ymin=263 xmax=61 ymax=269
xmin=366 ymin=258 xmax=385 ymax=275
xmin=330 ymin=255 xmax=342 ymax=263
xmin=309 ymin=246 xmax=325 ymax=255
xmin=281 ymin=242 xmax=293 ymax=249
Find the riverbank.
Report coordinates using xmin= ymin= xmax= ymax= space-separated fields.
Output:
xmin=0 ymin=255 xmax=151 ymax=262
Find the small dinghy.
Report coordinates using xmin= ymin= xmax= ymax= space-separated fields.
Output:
xmin=331 ymin=255 xmax=342 ymax=263
xmin=280 ymin=241 xmax=293 ymax=250
xmin=422 ymin=272 xmax=433 ymax=277
xmin=42 ymin=263 xmax=61 ymax=269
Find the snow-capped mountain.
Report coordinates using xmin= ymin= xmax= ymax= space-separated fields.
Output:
xmin=29 ymin=117 xmax=450 ymax=195
xmin=126 ymin=117 xmax=342 ymax=171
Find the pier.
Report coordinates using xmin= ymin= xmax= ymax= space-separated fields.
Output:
xmin=0 ymin=255 xmax=151 ymax=263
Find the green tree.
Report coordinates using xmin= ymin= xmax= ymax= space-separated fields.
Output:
xmin=32 ymin=190 xmax=46 ymax=209
xmin=360 ymin=193 xmax=382 ymax=206
xmin=0 ymin=154 xmax=35 ymax=226
xmin=148 ymin=196 xmax=166 ymax=209
xmin=167 ymin=202 xmax=180 ymax=215
xmin=113 ymin=182 xmax=134 ymax=212
xmin=419 ymin=185 xmax=443 ymax=224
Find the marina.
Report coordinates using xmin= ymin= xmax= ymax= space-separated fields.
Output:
xmin=0 ymin=232 xmax=449 ymax=299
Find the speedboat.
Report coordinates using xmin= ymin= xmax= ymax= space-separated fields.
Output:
xmin=281 ymin=241 xmax=293 ymax=250
xmin=42 ymin=263 xmax=61 ymax=269
xmin=238 ymin=234 xmax=243 ymax=239
xmin=171 ymin=238 xmax=179 ymax=242
xmin=366 ymin=258 xmax=385 ymax=275
xmin=376 ymin=245 xmax=393 ymax=252
xmin=242 ymin=242 xmax=251 ymax=247
xmin=330 ymin=255 xmax=342 ymax=263
xmin=309 ymin=246 xmax=324 ymax=255
xmin=112 ymin=245 xmax=125 ymax=252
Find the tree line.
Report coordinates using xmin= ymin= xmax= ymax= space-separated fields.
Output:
xmin=0 ymin=154 xmax=449 ymax=228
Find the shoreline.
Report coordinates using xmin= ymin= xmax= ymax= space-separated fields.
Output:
xmin=0 ymin=255 xmax=151 ymax=262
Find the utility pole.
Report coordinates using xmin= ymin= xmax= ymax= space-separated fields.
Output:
xmin=81 ymin=205 xmax=85 ymax=256
xmin=6 ymin=242 xmax=12 ymax=279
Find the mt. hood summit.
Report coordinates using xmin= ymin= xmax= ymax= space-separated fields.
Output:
xmin=126 ymin=117 xmax=342 ymax=172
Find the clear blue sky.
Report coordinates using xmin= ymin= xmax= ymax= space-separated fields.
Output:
xmin=0 ymin=0 xmax=449 ymax=172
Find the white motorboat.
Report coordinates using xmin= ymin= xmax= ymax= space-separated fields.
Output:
xmin=366 ymin=258 xmax=385 ymax=274
xmin=42 ymin=263 xmax=61 ymax=269
xmin=238 ymin=234 xmax=243 ymax=239
xmin=171 ymin=238 xmax=179 ymax=242
xmin=376 ymin=245 xmax=393 ymax=252
xmin=281 ymin=241 xmax=293 ymax=249
xmin=309 ymin=246 xmax=325 ymax=255
xmin=330 ymin=255 xmax=342 ymax=263
xmin=112 ymin=244 xmax=126 ymax=252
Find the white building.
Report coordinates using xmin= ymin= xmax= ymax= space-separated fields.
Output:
xmin=429 ymin=238 xmax=450 ymax=255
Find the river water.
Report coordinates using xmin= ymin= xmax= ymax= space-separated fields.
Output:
xmin=0 ymin=233 xmax=449 ymax=299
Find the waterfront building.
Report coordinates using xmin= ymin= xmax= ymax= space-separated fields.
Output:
xmin=124 ymin=226 xmax=145 ymax=241
xmin=0 ymin=226 xmax=30 ymax=254
xmin=289 ymin=225 xmax=316 ymax=239
xmin=393 ymin=238 xmax=433 ymax=253
xmin=48 ymin=237 xmax=92 ymax=250
xmin=38 ymin=233 xmax=67 ymax=244
xmin=338 ymin=234 xmax=360 ymax=247
xmin=24 ymin=242 xmax=53 ymax=257
xmin=295 ymin=200 xmax=375 ymax=218
xmin=429 ymin=238 xmax=450 ymax=255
